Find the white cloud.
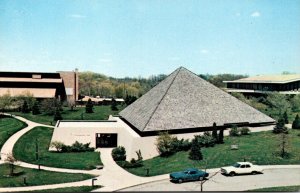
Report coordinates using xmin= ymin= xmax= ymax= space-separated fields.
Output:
xmin=68 ymin=14 xmax=86 ymax=19
xmin=251 ymin=11 xmax=261 ymax=17
xmin=200 ymin=49 xmax=209 ymax=54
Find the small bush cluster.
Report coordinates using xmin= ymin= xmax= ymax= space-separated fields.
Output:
xmin=63 ymin=141 xmax=95 ymax=152
xmin=113 ymin=147 xmax=144 ymax=168
xmin=156 ymin=132 xmax=191 ymax=157
xmin=292 ymin=114 xmax=300 ymax=129
xmin=229 ymin=125 xmax=251 ymax=137
xmin=112 ymin=146 xmax=126 ymax=161
xmin=189 ymin=137 xmax=203 ymax=161
xmin=194 ymin=132 xmax=216 ymax=147
xmin=273 ymin=116 xmax=288 ymax=134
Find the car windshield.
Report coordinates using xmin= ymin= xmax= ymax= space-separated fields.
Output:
xmin=233 ymin=163 xmax=241 ymax=168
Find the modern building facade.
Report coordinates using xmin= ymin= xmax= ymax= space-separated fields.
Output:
xmin=50 ymin=67 xmax=275 ymax=160
xmin=0 ymin=70 xmax=79 ymax=101
xmin=224 ymin=74 xmax=300 ymax=95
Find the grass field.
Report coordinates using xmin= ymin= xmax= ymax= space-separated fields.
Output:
xmin=0 ymin=164 xmax=95 ymax=187
xmin=13 ymin=126 xmax=101 ymax=170
xmin=248 ymin=185 xmax=300 ymax=192
xmin=17 ymin=186 xmax=101 ymax=192
xmin=0 ymin=115 xmax=27 ymax=150
xmin=11 ymin=105 xmax=125 ymax=126
xmin=125 ymin=130 xmax=300 ymax=176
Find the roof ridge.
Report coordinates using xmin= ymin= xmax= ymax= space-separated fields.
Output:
xmin=141 ymin=67 xmax=182 ymax=131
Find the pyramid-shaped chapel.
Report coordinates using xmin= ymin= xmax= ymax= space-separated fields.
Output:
xmin=119 ymin=67 xmax=275 ymax=133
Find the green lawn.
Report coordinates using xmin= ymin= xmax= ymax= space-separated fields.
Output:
xmin=0 ymin=115 xmax=27 ymax=151
xmin=13 ymin=126 xmax=101 ymax=170
xmin=18 ymin=186 xmax=101 ymax=192
xmin=11 ymin=105 xmax=125 ymax=126
xmin=0 ymin=164 xmax=95 ymax=187
xmin=126 ymin=130 xmax=300 ymax=176
xmin=248 ymin=185 xmax=300 ymax=192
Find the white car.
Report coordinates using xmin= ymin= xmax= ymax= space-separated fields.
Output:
xmin=221 ymin=162 xmax=264 ymax=176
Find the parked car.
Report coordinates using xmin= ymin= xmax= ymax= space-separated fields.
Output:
xmin=170 ymin=168 xmax=209 ymax=183
xmin=221 ymin=162 xmax=264 ymax=176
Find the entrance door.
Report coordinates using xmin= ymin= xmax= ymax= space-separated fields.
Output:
xmin=96 ymin=133 xmax=117 ymax=148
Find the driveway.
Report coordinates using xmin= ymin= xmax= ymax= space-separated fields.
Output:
xmin=119 ymin=168 xmax=300 ymax=191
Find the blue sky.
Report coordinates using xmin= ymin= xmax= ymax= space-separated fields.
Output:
xmin=0 ymin=0 xmax=299 ymax=78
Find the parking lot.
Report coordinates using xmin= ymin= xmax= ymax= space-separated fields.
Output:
xmin=119 ymin=168 xmax=300 ymax=191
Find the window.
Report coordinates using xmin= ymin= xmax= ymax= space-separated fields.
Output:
xmin=190 ymin=171 xmax=196 ymax=174
xmin=241 ymin=165 xmax=246 ymax=168
xmin=246 ymin=165 xmax=250 ymax=168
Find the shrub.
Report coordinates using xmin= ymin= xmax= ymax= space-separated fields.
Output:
xmin=53 ymin=108 xmax=63 ymax=121
xmin=218 ymin=129 xmax=224 ymax=144
xmin=156 ymin=132 xmax=176 ymax=157
xmin=111 ymin=98 xmax=118 ymax=111
xmin=229 ymin=125 xmax=240 ymax=136
xmin=112 ymin=146 xmax=126 ymax=161
xmin=170 ymin=138 xmax=191 ymax=152
xmin=212 ymin=122 xmax=218 ymax=143
xmin=273 ymin=116 xmax=288 ymax=134
xmin=21 ymin=101 xmax=30 ymax=113
xmin=292 ymin=114 xmax=300 ymax=129
xmin=189 ymin=137 xmax=203 ymax=160
xmin=85 ymin=98 xmax=94 ymax=113
xmin=60 ymin=141 xmax=94 ymax=152
xmin=240 ymin=127 xmax=250 ymax=135
xmin=50 ymin=141 xmax=64 ymax=152
xmin=32 ymin=101 xmax=41 ymax=115
xmin=283 ymin=111 xmax=289 ymax=124
xmin=194 ymin=132 xmax=215 ymax=147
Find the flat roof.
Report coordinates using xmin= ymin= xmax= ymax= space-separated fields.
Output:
xmin=224 ymin=74 xmax=300 ymax=84
xmin=0 ymin=77 xmax=62 ymax=83
xmin=57 ymin=120 xmax=118 ymax=127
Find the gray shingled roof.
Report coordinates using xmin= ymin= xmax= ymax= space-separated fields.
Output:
xmin=119 ymin=67 xmax=275 ymax=132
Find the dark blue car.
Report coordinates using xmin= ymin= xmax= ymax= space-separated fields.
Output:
xmin=170 ymin=168 xmax=209 ymax=183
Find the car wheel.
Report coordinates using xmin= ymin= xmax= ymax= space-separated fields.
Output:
xmin=251 ymin=171 xmax=257 ymax=175
xmin=229 ymin=172 xmax=235 ymax=177
xmin=199 ymin=176 xmax=204 ymax=181
xmin=178 ymin=179 xmax=183 ymax=184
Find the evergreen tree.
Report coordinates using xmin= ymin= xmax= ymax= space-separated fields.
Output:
xmin=111 ymin=98 xmax=118 ymax=111
xmin=218 ymin=129 xmax=224 ymax=144
xmin=283 ymin=111 xmax=289 ymax=124
xmin=273 ymin=116 xmax=288 ymax=134
xmin=212 ymin=122 xmax=218 ymax=143
xmin=21 ymin=101 xmax=30 ymax=113
xmin=85 ymin=98 xmax=94 ymax=113
xmin=53 ymin=108 xmax=63 ymax=121
xmin=32 ymin=101 xmax=41 ymax=115
xmin=189 ymin=138 xmax=203 ymax=160
xmin=292 ymin=114 xmax=300 ymax=129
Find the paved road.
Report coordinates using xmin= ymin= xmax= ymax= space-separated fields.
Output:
xmin=119 ymin=168 xmax=300 ymax=191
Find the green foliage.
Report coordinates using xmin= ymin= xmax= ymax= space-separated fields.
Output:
xmin=156 ymin=132 xmax=177 ymax=157
xmin=50 ymin=141 xmax=64 ymax=152
xmin=240 ymin=127 xmax=251 ymax=135
xmin=112 ymin=146 xmax=126 ymax=161
xmin=172 ymin=138 xmax=191 ymax=151
xmin=229 ymin=125 xmax=240 ymax=136
xmin=189 ymin=137 xmax=203 ymax=160
xmin=125 ymin=95 xmax=137 ymax=105
xmin=266 ymin=93 xmax=290 ymax=118
xmin=117 ymin=150 xmax=144 ymax=168
xmin=41 ymin=99 xmax=60 ymax=115
xmin=111 ymin=98 xmax=118 ymax=111
xmin=61 ymin=141 xmax=95 ymax=152
xmin=32 ymin=101 xmax=41 ymax=115
xmin=292 ymin=114 xmax=300 ymax=129
xmin=85 ymin=98 xmax=94 ymax=113
xmin=53 ymin=108 xmax=63 ymax=121
xmin=194 ymin=132 xmax=215 ymax=147
xmin=218 ymin=129 xmax=224 ymax=143
xmin=273 ymin=116 xmax=288 ymax=134
xmin=212 ymin=122 xmax=218 ymax=143
xmin=283 ymin=111 xmax=289 ymax=124
xmin=291 ymin=95 xmax=300 ymax=112
xmin=21 ymin=101 xmax=30 ymax=113
xmin=199 ymin=74 xmax=248 ymax=88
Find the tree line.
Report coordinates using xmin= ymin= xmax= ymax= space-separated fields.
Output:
xmin=79 ymin=71 xmax=247 ymax=98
